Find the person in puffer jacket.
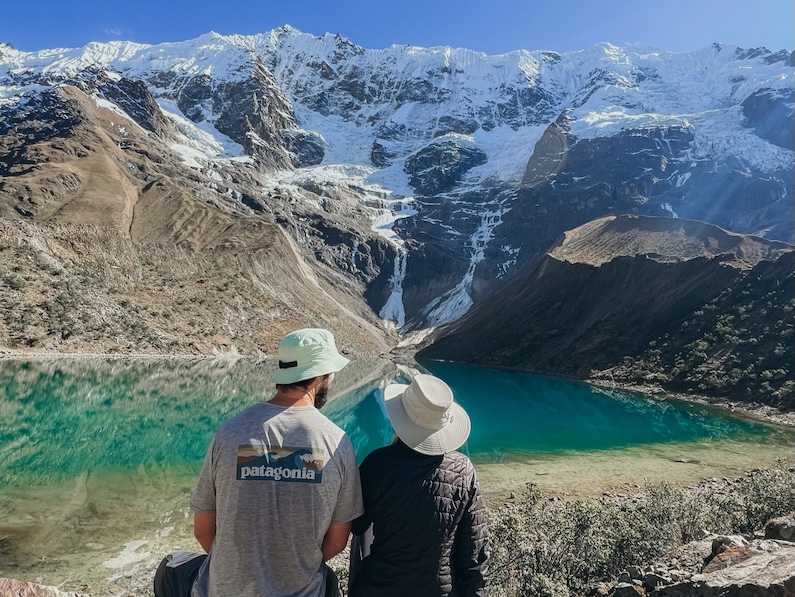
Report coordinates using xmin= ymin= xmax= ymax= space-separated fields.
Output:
xmin=349 ymin=374 xmax=489 ymax=597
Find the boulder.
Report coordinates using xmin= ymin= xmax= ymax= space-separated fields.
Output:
xmin=711 ymin=535 xmax=750 ymax=557
xmin=702 ymin=545 xmax=756 ymax=574
xmin=765 ymin=514 xmax=795 ymax=542
xmin=627 ymin=566 xmax=644 ymax=580
xmin=0 ymin=578 xmax=88 ymax=597
xmin=667 ymin=570 xmax=688 ymax=583
xmin=613 ymin=582 xmax=645 ymax=596
xmin=643 ymin=572 xmax=671 ymax=591
xmin=650 ymin=540 xmax=795 ymax=596
xmin=617 ymin=572 xmax=632 ymax=584
xmin=586 ymin=582 xmax=610 ymax=596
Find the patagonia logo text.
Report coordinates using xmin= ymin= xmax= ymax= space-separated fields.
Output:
xmin=239 ymin=465 xmax=317 ymax=481
xmin=236 ymin=444 xmax=325 ymax=483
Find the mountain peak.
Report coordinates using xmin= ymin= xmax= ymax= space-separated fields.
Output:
xmin=0 ymin=42 xmax=19 ymax=62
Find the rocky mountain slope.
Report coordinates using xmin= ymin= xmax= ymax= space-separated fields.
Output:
xmin=0 ymin=62 xmax=398 ymax=354
xmin=418 ymin=215 xmax=794 ymax=406
xmin=1 ymin=30 xmax=792 ymax=342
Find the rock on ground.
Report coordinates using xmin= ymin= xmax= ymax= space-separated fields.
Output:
xmin=0 ymin=578 xmax=89 ymax=597
xmin=651 ymin=538 xmax=795 ymax=596
xmin=766 ymin=515 xmax=795 ymax=542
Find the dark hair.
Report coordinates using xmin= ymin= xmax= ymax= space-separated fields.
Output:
xmin=275 ymin=374 xmax=329 ymax=391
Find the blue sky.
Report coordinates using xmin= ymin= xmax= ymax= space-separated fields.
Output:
xmin=2 ymin=0 xmax=793 ymax=54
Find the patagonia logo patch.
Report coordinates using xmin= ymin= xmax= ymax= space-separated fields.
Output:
xmin=236 ymin=444 xmax=325 ymax=483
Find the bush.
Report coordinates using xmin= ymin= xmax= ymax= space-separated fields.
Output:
xmin=732 ymin=465 xmax=795 ymax=532
xmin=487 ymin=464 xmax=795 ymax=596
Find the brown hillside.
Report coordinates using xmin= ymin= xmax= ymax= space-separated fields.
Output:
xmin=549 ymin=215 xmax=791 ymax=267
xmin=1 ymin=86 xmax=156 ymax=231
xmin=419 ymin=215 xmax=793 ymax=404
xmin=0 ymin=219 xmax=390 ymax=356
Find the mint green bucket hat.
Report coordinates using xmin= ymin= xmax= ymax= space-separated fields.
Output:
xmin=271 ymin=328 xmax=350 ymax=384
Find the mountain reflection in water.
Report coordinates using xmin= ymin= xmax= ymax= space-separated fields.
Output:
xmin=0 ymin=358 xmax=785 ymax=489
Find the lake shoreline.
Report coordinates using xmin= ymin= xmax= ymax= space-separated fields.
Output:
xmin=411 ymin=356 xmax=795 ymax=428
xmin=588 ymin=378 xmax=795 ymax=427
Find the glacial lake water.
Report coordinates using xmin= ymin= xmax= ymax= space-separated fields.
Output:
xmin=0 ymin=357 xmax=793 ymax=594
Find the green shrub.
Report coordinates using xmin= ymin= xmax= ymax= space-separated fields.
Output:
xmin=487 ymin=464 xmax=795 ymax=596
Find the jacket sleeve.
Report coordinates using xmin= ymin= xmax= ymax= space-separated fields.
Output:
xmin=452 ymin=466 xmax=489 ymax=597
xmin=351 ymin=510 xmax=371 ymax=536
xmin=351 ymin=453 xmax=373 ymax=536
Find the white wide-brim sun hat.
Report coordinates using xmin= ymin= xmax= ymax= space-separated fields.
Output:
xmin=384 ymin=374 xmax=471 ymax=456
xmin=271 ymin=328 xmax=350 ymax=385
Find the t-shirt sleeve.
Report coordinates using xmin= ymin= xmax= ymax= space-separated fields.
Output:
xmin=190 ymin=436 xmax=218 ymax=514
xmin=330 ymin=435 xmax=364 ymax=525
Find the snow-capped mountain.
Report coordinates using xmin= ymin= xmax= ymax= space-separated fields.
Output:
xmin=1 ymin=29 xmax=792 ymax=335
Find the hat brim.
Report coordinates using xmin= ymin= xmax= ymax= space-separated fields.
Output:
xmin=384 ymin=383 xmax=471 ymax=456
xmin=271 ymin=353 xmax=350 ymax=384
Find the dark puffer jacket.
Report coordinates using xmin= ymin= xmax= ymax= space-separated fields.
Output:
xmin=349 ymin=440 xmax=489 ymax=597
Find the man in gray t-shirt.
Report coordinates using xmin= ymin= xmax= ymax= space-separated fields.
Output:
xmin=164 ymin=329 xmax=363 ymax=597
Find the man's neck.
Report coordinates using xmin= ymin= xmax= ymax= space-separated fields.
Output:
xmin=269 ymin=391 xmax=315 ymax=408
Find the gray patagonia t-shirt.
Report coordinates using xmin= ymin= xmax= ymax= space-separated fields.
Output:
xmin=190 ymin=402 xmax=364 ymax=597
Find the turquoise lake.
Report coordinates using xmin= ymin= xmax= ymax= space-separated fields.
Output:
xmin=0 ymin=357 xmax=793 ymax=593
xmin=0 ymin=358 xmax=788 ymax=487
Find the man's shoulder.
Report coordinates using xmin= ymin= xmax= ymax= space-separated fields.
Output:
xmin=301 ymin=408 xmax=347 ymax=437
xmin=210 ymin=404 xmax=287 ymax=446
xmin=447 ymin=450 xmax=474 ymax=465
xmin=442 ymin=450 xmax=478 ymax=485
xmin=214 ymin=404 xmax=351 ymax=446
xmin=216 ymin=403 xmax=268 ymax=432
xmin=280 ymin=408 xmax=353 ymax=452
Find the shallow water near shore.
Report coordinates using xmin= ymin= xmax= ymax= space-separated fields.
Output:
xmin=0 ymin=357 xmax=793 ymax=595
